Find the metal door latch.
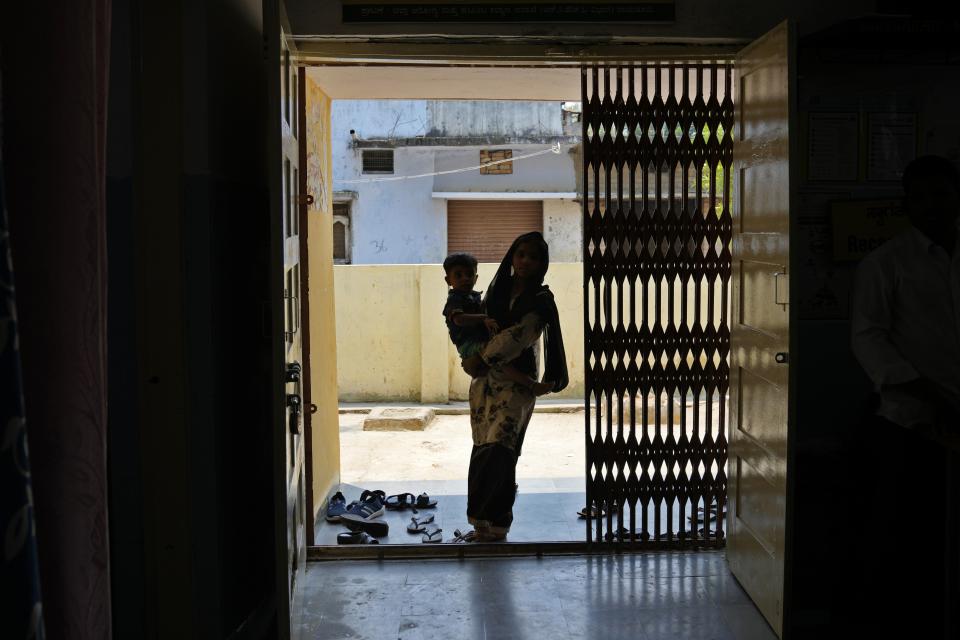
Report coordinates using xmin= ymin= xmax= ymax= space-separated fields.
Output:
xmin=287 ymin=393 xmax=302 ymax=434
xmin=285 ymin=361 xmax=301 ymax=384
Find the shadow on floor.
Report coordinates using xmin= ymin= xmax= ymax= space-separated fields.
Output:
xmin=294 ymin=553 xmax=778 ymax=640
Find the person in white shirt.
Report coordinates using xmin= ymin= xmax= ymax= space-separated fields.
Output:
xmin=851 ymin=154 xmax=959 ymax=639
xmin=852 ymin=155 xmax=960 ymax=429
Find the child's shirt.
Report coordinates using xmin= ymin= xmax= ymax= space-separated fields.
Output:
xmin=443 ymin=289 xmax=486 ymax=348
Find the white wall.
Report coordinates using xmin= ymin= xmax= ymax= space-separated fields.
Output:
xmin=346 ymin=147 xmax=446 ymax=264
xmin=432 ymin=145 xmax=577 ymax=193
xmin=332 ymin=100 xmax=429 ymax=140
xmin=427 ymin=101 xmax=564 ymax=138
xmin=332 ymin=102 xmax=442 ymax=264
xmin=544 ymin=199 xmax=582 ymax=263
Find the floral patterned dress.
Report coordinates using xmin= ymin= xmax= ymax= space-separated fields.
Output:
xmin=469 ymin=311 xmax=544 ymax=453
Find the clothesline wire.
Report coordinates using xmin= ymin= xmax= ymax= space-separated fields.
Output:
xmin=338 ymin=142 xmax=563 ymax=184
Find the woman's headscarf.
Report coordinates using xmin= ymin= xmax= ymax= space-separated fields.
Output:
xmin=482 ymin=232 xmax=569 ymax=393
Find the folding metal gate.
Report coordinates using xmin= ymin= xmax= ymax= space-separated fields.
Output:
xmin=581 ymin=64 xmax=733 ymax=546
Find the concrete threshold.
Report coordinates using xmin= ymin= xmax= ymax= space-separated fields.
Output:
xmin=339 ymin=398 xmax=583 ymax=415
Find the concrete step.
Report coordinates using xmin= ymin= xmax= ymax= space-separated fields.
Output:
xmin=341 ymin=399 xmax=583 ymax=416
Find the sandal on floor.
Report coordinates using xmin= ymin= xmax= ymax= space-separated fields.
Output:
xmin=450 ymin=528 xmax=480 ymax=543
xmin=407 ymin=514 xmax=436 ymax=533
xmin=577 ymin=506 xmax=606 ymax=519
xmin=604 ymin=527 xmax=650 ymax=542
xmin=342 ymin=518 xmax=389 ymax=537
xmin=421 ymin=525 xmax=443 ymax=543
xmin=688 ymin=511 xmax=726 ymax=523
xmin=414 ymin=493 xmax=438 ymax=509
xmin=385 ymin=493 xmax=415 ymax=510
xmin=337 ymin=531 xmax=379 ymax=545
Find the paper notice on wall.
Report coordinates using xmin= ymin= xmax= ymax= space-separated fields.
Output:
xmin=808 ymin=112 xmax=859 ymax=182
xmin=867 ymin=113 xmax=916 ymax=181
xmin=796 ymin=190 xmax=850 ymax=320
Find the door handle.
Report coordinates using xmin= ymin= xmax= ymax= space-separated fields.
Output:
xmin=287 ymin=393 xmax=302 ymax=434
xmin=773 ymin=271 xmax=789 ymax=307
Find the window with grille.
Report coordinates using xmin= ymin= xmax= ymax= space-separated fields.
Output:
xmin=333 ymin=201 xmax=351 ymax=263
xmin=361 ymin=149 xmax=394 ymax=174
xmin=480 ymin=149 xmax=513 ymax=175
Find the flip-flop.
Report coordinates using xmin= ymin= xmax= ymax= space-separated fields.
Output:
xmin=337 ymin=531 xmax=379 ymax=545
xmin=414 ymin=493 xmax=437 ymax=509
xmin=385 ymin=493 xmax=415 ymax=510
xmin=421 ymin=525 xmax=443 ymax=543
xmin=407 ymin=514 xmax=436 ymax=533
xmin=450 ymin=528 xmax=480 ymax=543
xmin=577 ymin=506 xmax=606 ymax=519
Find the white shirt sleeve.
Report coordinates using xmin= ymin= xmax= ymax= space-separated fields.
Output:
xmin=850 ymin=255 xmax=920 ymax=389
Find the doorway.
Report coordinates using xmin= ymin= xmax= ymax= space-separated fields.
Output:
xmin=301 ymin=59 xmax=735 ymax=550
xmin=282 ymin=22 xmax=794 ymax=638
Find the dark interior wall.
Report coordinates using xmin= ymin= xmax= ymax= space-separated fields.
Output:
xmin=107 ymin=0 xmax=276 ymax=636
xmin=106 ymin=0 xmax=144 ymax=636
xmin=789 ymin=17 xmax=960 ymax=635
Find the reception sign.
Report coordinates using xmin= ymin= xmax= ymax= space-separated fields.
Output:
xmin=343 ymin=0 xmax=675 ymax=22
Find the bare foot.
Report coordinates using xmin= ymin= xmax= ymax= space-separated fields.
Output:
xmin=532 ymin=381 xmax=554 ymax=396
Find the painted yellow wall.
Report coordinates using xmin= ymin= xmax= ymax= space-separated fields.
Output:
xmin=304 ymin=76 xmax=341 ymax=517
xmin=336 ymin=262 xmax=587 ymax=402
xmin=334 ymin=265 xmax=424 ymax=401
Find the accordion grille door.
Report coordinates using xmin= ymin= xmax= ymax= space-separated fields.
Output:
xmin=581 ymin=63 xmax=733 ymax=548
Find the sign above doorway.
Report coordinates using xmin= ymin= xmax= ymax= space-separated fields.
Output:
xmin=342 ymin=0 xmax=675 ymax=23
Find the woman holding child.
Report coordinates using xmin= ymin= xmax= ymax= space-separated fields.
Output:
xmin=445 ymin=232 xmax=568 ymax=542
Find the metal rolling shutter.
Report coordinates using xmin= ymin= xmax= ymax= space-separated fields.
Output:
xmin=447 ymin=200 xmax=543 ymax=263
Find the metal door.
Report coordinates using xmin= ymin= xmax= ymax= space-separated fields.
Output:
xmin=728 ymin=21 xmax=793 ymax=637
xmin=269 ymin=2 xmax=306 ymax=636
xmin=581 ymin=63 xmax=733 ymax=547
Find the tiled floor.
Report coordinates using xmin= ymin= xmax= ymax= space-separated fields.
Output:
xmin=294 ymin=552 xmax=777 ymax=639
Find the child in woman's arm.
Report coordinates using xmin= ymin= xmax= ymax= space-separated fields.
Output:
xmin=443 ymin=253 xmax=552 ymax=395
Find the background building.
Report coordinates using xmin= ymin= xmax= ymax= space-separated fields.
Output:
xmin=331 ymin=100 xmax=583 ymax=265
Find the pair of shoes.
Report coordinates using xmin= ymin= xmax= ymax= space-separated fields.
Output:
xmin=326 ymin=489 xmax=386 ymax=523
xmin=407 ymin=514 xmax=442 ymax=543
xmin=341 ymin=490 xmax=388 ymax=537
xmin=385 ymin=492 xmax=438 ymax=510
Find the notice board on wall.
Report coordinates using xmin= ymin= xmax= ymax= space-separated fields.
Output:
xmin=343 ymin=0 xmax=675 ymax=22
xmin=831 ymin=199 xmax=910 ymax=262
